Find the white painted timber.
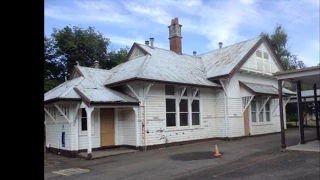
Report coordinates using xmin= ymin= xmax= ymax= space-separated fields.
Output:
xmin=241 ymin=41 xmax=282 ymax=75
xmin=117 ymin=108 xmax=137 ymax=146
xmin=78 ymin=109 xmax=100 ymax=150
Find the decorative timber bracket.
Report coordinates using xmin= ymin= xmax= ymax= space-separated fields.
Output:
xmin=242 ymin=96 xmax=254 ymax=114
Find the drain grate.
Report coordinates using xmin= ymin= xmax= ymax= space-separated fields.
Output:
xmin=52 ymin=168 xmax=90 ymax=176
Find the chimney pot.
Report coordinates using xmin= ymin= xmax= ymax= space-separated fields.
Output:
xmin=219 ymin=42 xmax=223 ymax=49
xmin=193 ymin=51 xmax=197 ymax=56
xmin=145 ymin=40 xmax=149 ymax=46
xmin=150 ymin=37 xmax=154 ymax=48
xmin=94 ymin=60 xmax=99 ymax=69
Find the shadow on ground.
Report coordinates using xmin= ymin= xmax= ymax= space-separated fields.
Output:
xmin=170 ymin=151 xmax=222 ymax=161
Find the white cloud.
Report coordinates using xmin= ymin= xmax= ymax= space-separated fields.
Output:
xmin=108 ymin=35 xmax=145 ymax=47
xmin=107 ymin=35 xmax=167 ymax=49
xmin=123 ymin=3 xmax=172 ymax=25
xmin=45 ymin=0 xmax=132 ymax=24
xmin=45 ymin=0 xmax=319 ymax=59
xmin=178 ymin=0 xmax=262 ymax=49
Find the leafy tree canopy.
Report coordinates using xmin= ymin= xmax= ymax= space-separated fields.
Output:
xmin=44 ymin=26 xmax=130 ymax=93
xmin=266 ymin=25 xmax=306 ymax=70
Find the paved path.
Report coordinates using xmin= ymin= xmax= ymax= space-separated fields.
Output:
xmin=45 ymin=128 xmax=319 ymax=180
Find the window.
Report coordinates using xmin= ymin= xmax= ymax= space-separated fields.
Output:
xmin=165 ymin=85 xmax=176 ymax=127
xmin=258 ymin=100 xmax=264 ymax=122
xmin=165 ymin=85 xmax=201 ymax=128
xmin=251 ymin=98 xmax=271 ymax=123
xmin=192 ymin=100 xmax=200 ymax=125
xmin=180 ymin=99 xmax=188 ymax=126
xmin=256 ymin=50 xmax=262 ymax=58
xmin=166 ymin=99 xmax=176 ymax=126
xmin=165 ymin=85 xmax=175 ymax=95
xmin=251 ymin=100 xmax=256 ymax=122
xmin=263 ymin=52 xmax=269 ymax=59
xmin=81 ymin=108 xmax=87 ymax=131
xmin=266 ymin=102 xmax=270 ymax=122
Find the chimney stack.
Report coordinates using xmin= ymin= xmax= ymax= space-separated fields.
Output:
xmin=168 ymin=17 xmax=182 ymax=54
xmin=193 ymin=51 xmax=197 ymax=56
xmin=145 ymin=40 xmax=149 ymax=46
xmin=150 ymin=37 xmax=154 ymax=48
xmin=219 ymin=42 xmax=223 ymax=49
xmin=94 ymin=60 xmax=99 ymax=69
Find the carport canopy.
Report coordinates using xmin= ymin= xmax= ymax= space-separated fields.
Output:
xmin=273 ymin=66 xmax=320 ymax=149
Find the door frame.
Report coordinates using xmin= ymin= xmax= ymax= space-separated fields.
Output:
xmin=100 ymin=108 xmax=115 ymax=147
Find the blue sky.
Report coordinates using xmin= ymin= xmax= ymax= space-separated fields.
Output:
xmin=45 ymin=0 xmax=319 ymax=66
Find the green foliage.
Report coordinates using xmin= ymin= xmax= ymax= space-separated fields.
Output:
xmin=266 ymin=25 xmax=306 ymax=70
xmin=44 ymin=79 xmax=62 ymax=93
xmin=44 ymin=26 xmax=130 ymax=93
xmin=51 ymin=26 xmax=110 ymax=76
xmin=105 ymin=46 xmax=130 ymax=69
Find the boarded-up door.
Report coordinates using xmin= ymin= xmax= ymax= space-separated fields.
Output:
xmin=100 ymin=108 xmax=115 ymax=146
xmin=243 ymin=108 xmax=250 ymax=136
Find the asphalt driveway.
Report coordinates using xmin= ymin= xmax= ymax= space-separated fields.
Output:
xmin=44 ymin=128 xmax=319 ymax=180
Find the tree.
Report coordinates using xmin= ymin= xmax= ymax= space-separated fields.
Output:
xmin=44 ymin=26 xmax=130 ymax=93
xmin=51 ymin=26 xmax=110 ymax=77
xmin=105 ymin=46 xmax=130 ymax=69
xmin=266 ymin=25 xmax=306 ymax=70
xmin=288 ymin=54 xmax=307 ymax=70
xmin=44 ymin=36 xmax=64 ymax=92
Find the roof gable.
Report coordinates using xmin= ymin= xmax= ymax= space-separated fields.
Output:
xmin=125 ymin=43 xmax=150 ymax=62
xmin=241 ymin=41 xmax=283 ymax=74
xmin=200 ymin=35 xmax=285 ymax=80
xmin=200 ymin=36 xmax=262 ymax=80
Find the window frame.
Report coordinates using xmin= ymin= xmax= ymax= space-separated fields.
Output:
xmin=251 ymin=98 xmax=272 ymax=124
xmin=165 ymin=85 xmax=177 ymax=127
xmin=81 ymin=108 xmax=88 ymax=131
xmin=79 ymin=108 xmax=95 ymax=135
xmin=165 ymin=85 xmax=201 ymax=129
xmin=251 ymin=100 xmax=257 ymax=123
xmin=265 ymin=101 xmax=270 ymax=122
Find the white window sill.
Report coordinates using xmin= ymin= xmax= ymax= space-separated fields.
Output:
xmin=164 ymin=126 xmax=203 ymax=132
xmin=79 ymin=131 xmax=94 ymax=136
xmin=251 ymin=123 xmax=273 ymax=126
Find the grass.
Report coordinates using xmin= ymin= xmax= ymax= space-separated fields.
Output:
xmin=287 ymin=120 xmax=318 ymax=127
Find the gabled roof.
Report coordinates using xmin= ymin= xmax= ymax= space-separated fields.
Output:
xmin=200 ymin=35 xmax=285 ymax=80
xmin=104 ymin=35 xmax=285 ymax=87
xmin=44 ymin=66 xmax=139 ymax=105
xmin=104 ymin=43 xmax=221 ymax=88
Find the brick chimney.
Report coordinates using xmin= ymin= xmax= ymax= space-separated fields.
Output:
xmin=168 ymin=17 xmax=182 ymax=54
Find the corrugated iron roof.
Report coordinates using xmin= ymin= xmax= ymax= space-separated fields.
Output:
xmin=44 ymin=77 xmax=83 ymax=102
xmin=104 ymin=36 xmax=266 ymax=86
xmin=282 ymin=88 xmax=296 ymax=95
xmin=44 ymin=67 xmax=139 ymax=104
xmin=240 ymin=81 xmax=295 ymax=96
xmin=105 ymin=44 xmax=221 ymax=87
xmin=200 ymin=37 xmax=261 ymax=79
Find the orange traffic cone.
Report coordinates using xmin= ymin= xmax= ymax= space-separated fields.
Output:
xmin=214 ymin=144 xmax=222 ymax=157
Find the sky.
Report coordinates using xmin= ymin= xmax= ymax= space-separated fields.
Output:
xmin=45 ymin=0 xmax=319 ymax=66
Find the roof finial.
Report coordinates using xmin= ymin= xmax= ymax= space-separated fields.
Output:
xmin=94 ymin=60 xmax=99 ymax=69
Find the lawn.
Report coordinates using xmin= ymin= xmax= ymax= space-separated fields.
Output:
xmin=287 ymin=120 xmax=318 ymax=127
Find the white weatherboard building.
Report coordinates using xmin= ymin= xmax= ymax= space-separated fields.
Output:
xmin=44 ymin=18 xmax=295 ymax=158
